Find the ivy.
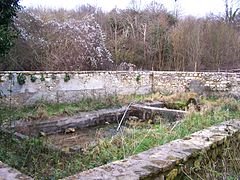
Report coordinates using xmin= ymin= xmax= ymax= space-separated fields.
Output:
xmin=136 ymin=74 xmax=141 ymax=82
xmin=17 ymin=73 xmax=26 ymax=85
xmin=0 ymin=76 xmax=3 ymax=83
xmin=64 ymin=73 xmax=71 ymax=82
xmin=40 ymin=74 xmax=45 ymax=81
xmin=30 ymin=74 xmax=37 ymax=82
xmin=0 ymin=0 xmax=21 ymax=56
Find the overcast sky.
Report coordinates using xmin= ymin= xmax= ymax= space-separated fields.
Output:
xmin=20 ymin=0 xmax=225 ymax=17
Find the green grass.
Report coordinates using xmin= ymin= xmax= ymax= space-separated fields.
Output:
xmin=0 ymin=97 xmax=239 ymax=179
xmin=182 ymin=137 xmax=240 ymax=179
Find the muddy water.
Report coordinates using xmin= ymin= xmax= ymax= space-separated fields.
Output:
xmin=44 ymin=123 xmax=120 ymax=152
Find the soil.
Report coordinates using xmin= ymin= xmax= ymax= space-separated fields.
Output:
xmin=44 ymin=123 xmax=119 ymax=151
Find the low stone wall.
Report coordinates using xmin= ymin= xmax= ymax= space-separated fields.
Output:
xmin=11 ymin=107 xmax=127 ymax=136
xmin=0 ymin=71 xmax=239 ymax=106
xmin=0 ymin=161 xmax=33 ymax=180
xmin=64 ymin=120 xmax=240 ymax=180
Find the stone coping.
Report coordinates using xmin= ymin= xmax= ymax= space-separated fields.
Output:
xmin=0 ymin=161 xmax=33 ymax=180
xmin=63 ymin=120 xmax=240 ymax=180
xmin=0 ymin=71 xmax=237 ymax=75
xmin=1 ymin=70 xmax=239 ymax=106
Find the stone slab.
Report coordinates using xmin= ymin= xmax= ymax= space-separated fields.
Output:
xmin=130 ymin=104 xmax=186 ymax=122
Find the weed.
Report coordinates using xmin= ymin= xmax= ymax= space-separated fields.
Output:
xmin=0 ymin=97 xmax=121 ymax=123
xmin=0 ymin=76 xmax=4 ymax=83
xmin=136 ymin=74 xmax=141 ymax=82
xmin=184 ymin=138 xmax=240 ymax=179
xmin=40 ymin=74 xmax=45 ymax=81
xmin=30 ymin=74 xmax=37 ymax=82
xmin=64 ymin=73 xmax=71 ymax=82
xmin=51 ymin=74 xmax=57 ymax=80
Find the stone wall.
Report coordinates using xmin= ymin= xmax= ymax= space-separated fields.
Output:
xmin=0 ymin=71 xmax=239 ymax=106
xmin=0 ymin=161 xmax=33 ymax=180
xmin=153 ymin=71 xmax=240 ymax=96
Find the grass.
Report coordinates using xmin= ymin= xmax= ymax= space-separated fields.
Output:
xmin=0 ymin=98 xmax=120 ymax=124
xmin=0 ymin=93 xmax=158 ymax=125
xmin=0 ymin=95 xmax=239 ymax=179
xmin=182 ymin=138 xmax=240 ymax=179
xmin=0 ymin=92 xmax=196 ymax=124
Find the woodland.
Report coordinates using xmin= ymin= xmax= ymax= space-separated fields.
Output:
xmin=0 ymin=0 xmax=240 ymax=71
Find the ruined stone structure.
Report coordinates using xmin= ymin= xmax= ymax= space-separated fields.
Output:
xmin=2 ymin=120 xmax=239 ymax=179
xmin=64 ymin=120 xmax=240 ymax=179
xmin=0 ymin=71 xmax=240 ymax=106
xmin=0 ymin=71 xmax=240 ymax=179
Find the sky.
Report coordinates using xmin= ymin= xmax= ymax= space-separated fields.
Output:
xmin=20 ymin=0 xmax=226 ymax=17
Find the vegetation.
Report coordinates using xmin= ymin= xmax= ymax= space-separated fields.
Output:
xmin=0 ymin=93 xmax=150 ymax=125
xmin=30 ymin=74 xmax=37 ymax=82
xmin=64 ymin=73 xmax=71 ymax=82
xmin=0 ymin=92 xmax=197 ymax=124
xmin=184 ymin=141 xmax=240 ymax=180
xmin=40 ymin=74 xmax=45 ymax=81
xmin=0 ymin=0 xmax=21 ymax=56
xmin=0 ymin=97 xmax=122 ymax=124
xmin=17 ymin=73 xmax=26 ymax=85
xmin=0 ymin=1 xmax=239 ymax=71
xmin=0 ymin=96 xmax=239 ymax=179
xmin=0 ymin=0 xmax=239 ymax=178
